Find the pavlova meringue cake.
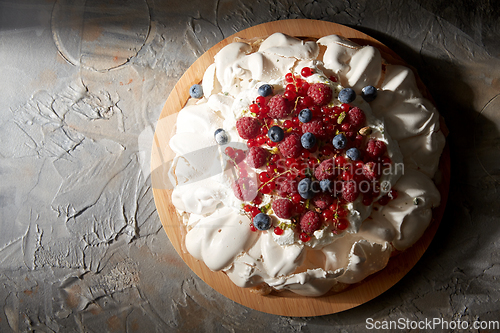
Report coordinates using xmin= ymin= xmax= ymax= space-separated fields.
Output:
xmin=166 ymin=32 xmax=445 ymax=297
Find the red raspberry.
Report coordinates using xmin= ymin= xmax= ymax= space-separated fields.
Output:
xmin=365 ymin=139 xmax=387 ymax=159
xmin=312 ymin=193 xmax=333 ymax=210
xmin=314 ymin=158 xmax=336 ymax=180
xmin=232 ymin=177 xmax=258 ymax=201
xmin=246 ymin=147 xmax=268 ymax=168
xmin=362 ymin=161 xmax=380 ymax=180
xmin=342 ymin=180 xmax=359 ymax=203
xmin=346 ymin=107 xmax=366 ymax=128
xmin=268 ymin=94 xmax=293 ymax=119
xmin=279 ymin=133 xmax=302 ymax=158
xmin=276 ymin=178 xmax=298 ymax=197
xmin=236 ymin=117 xmax=261 ymax=140
xmin=300 ymin=211 xmax=321 ymax=233
xmin=307 ymin=83 xmax=333 ymax=106
xmin=301 ymin=119 xmax=326 ymax=138
xmin=272 ymin=199 xmax=294 ymax=219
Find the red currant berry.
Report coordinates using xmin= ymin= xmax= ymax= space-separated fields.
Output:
xmin=270 ymin=154 xmax=280 ymax=163
xmin=256 ymin=135 xmax=267 ymax=145
xmin=249 ymin=103 xmax=259 ymax=113
xmin=340 ymin=103 xmax=350 ymax=112
xmin=251 ymin=207 xmax=261 ymax=218
xmin=284 ymin=90 xmax=297 ymax=101
xmin=335 ymin=155 xmax=346 ymax=166
xmin=342 ymin=170 xmax=353 ymax=181
xmin=256 ymin=96 xmax=266 ymax=106
xmin=285 ymin=157 xmax=296 ymax=168
xmin=341 ymin=123 xmax=351 ymax=131
xmin=389 ymin=189 xmax=398 ymax=200
xmin=247 ymin=139 xmax=258 ymax=148
xmin=244 ymin=204 xmax=252 ymax=212
xmin=224 ymin=146 xmax=235 ymax=158
xmin=322 ymin=210 xmax=334 ymax=221
xmin=234 ymin=150 xmax=246 ymax=163
xmin=285 ymin=73 xmax=294 ymax=83
xmin=274 ymin=227 xmax=284 ymax=235
xmin=329 ymin=75 xmax=337 ymax=82
xmin=259 ymin=172 xmax=271 ymax=182
xmin=283 ymin=120 xmax=293 ymax=128
xmin=301 ymin=67 xmax=313 ymax=77
xmin=267 ymin=139 xmax=277 ymax=147
xmin=291 ymin=193 xmax=302 ymax=204
xmin=299 ymin=232 xmax=311 ymax=242
xmin=252 ymin=195 xmax=262 ymax=205
xmin=336 ymin=218 xmax=349 ymax=230
xmin=250 ymin=224 xmax=257 ymax=232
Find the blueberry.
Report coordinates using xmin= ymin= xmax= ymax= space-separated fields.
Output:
xmin=338 ymin=88 xmax=356 ymax=104
xmin=298 ymin=108 xmax=313 ymax=123
xmin=298 ymin=178 xmax=320 ymax=199
xmin=189 ymin=84 xmax=203 ymax=98
xmin=361 ymin=85 xmax=377 ymax=102
xmin=346 ymin=147 xmax=361 ymax=161
xmin=258 ymin=84 xmax=273 ymax=97
xmin=268 ymin=126 xmax=285 ymax=142
xmin=253 ymin=213 xmax=271 ymax=231
xmin=320 ymin=179 xmax=332 ymax=193
xmin=214 ymin=128 xmax=228 ymax=145
xmin=301 ymin=132 xmax=317 ymax=149
xmin=332 ymin=133 xmax=347 ymax=149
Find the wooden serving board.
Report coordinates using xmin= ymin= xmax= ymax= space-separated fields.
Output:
xmin=151 ymin=19 xmax=450 ymax=317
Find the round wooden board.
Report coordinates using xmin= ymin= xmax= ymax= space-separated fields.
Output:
xmin=151 ymin=19 xmax=450 ymax=317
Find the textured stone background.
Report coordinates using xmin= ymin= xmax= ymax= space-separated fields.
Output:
xmin=0 ymin=0 xmax=499 ymax=331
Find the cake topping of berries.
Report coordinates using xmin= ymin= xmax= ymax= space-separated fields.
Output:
xmin=246 ymin=146 xmax=269 ymax=168
xmin=307 ymin=83 xmax=333 ymax=106
xmin=227 ymin=71 xmax=400 ymax=244
xmin=300 ymin=211 xmax=321 ymax=233
xmin=236 ymin=117 xmax=261 ymax=140
xmin=279 ymin=133 xmax=302 ymax=158
xmin=253 ymin=213 xmax=272 ymax=231
xmin=268 ymin=94 xmax=293 ymax=119
xmin=272 ymin=199 xmax=294 ymax=219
